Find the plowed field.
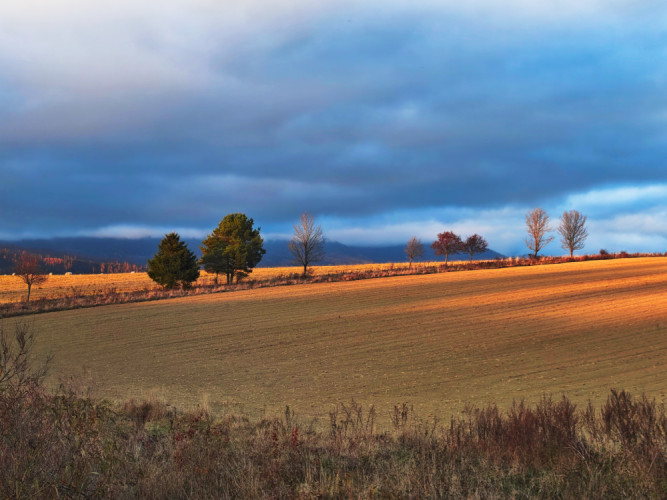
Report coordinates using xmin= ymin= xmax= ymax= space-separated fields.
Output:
xmin=12 ymin=257 xmax=667 ymax=426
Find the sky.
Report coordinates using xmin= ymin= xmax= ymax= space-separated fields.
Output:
xmin=1 ymin=0 xmax=666 ymax=256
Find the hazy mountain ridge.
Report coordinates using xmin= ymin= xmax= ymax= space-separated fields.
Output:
xmin=0 ymin=244 xmax=142 ymax=275
xmin=260 ymin=240 xmax=504 ymax=267
xmin=0 ymin=237 xmax=505 ymax=273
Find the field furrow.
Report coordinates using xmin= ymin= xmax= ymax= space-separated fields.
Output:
xmin=9 ymin=257 xmax=666 ymax=426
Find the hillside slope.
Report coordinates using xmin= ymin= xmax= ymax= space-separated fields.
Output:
xmin=24 ymin=257 xmax=667 ymax=426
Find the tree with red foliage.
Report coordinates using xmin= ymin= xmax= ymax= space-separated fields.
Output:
xmin=13 ymin=253 xmax=48 ymax=304
xmin=431 ymin=231 xmax=463 ymax=266
xmin=462 ymin=234 xmax=488 ymax=263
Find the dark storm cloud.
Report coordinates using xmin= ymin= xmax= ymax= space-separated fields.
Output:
xmin=0 ymin=1 xmax=666 ymax=245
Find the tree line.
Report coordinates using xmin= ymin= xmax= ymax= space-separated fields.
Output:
xmin=7 ymin=207 xmax=592 ymax=299
xmin=145 ymin=208 xmax=590 ymax=290
xmin=2 ymin=249 xmax=142 ymax=276
xmin=404 ymin=208 xmax=589 ymax=268
xmin=146 ymin=212 xmax=326 ymax=290
xmin=5 ymin=212 xmax=326 ymax=301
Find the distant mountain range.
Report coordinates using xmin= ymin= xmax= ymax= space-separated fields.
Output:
xmin=0 ymin=237 xmax=505 ymax=272
xmin=260 ymin=240 xmax=504 ymax=267
xmin=0 ymin=242 xmax=143 ymax=275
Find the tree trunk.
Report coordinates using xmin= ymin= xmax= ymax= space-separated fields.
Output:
xmin=26 ymin=282 xmax=32 ymax=304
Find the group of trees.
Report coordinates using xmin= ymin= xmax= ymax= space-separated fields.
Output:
xmin=147 ymin=212 xmax=326 ymax=289
xmin=404 ymin=232 xmax=489 ymax=267
xmin=8 ymin=208 xmax=589 ymax=300
xmin=432 ymin=232 xmax=489 ymax=265
xmin=404 ymin=208 xmax=589 ymax=266
xmin=525 ymin=208 xmax=588 ymax=258
xmin=147 ymin=213 xmax=267 ymax=290
xmin=147 ymin=207 xmax=590 ymax=289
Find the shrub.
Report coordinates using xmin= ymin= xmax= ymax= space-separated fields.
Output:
xmin=1 ymin=383 xmax=665 ymax=497
xmin=2 ymin=324 xmax=665 ymax=499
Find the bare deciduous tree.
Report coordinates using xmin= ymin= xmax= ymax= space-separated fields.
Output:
xmin=288 ymin=212 xmax=325 ymax=276
xmin=558 ymin=210 xmax=588 ymax=257
xmin=431 ymin=231 xmax=463 ymax=266
xmin=0 ymin=320 xmax=52 ymax=390
xmin=462 ymin=234 xmax=488 ymax=263
xmin=404 ymin=236 xmax=425 ymax=269
xmin=13 ymin=254 xmax=48 ymax=304
xmin=525 ymin=208 xmax=554 ymax=259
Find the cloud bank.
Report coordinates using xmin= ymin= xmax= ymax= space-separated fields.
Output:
xmin=1 ymin=0 xmax=666 ymax=254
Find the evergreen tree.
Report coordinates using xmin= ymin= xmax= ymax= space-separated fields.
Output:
xmin=147 ymin=232 xmax=200 ymax=289
xmin=200 ymin=213 xmax=265 ymax=284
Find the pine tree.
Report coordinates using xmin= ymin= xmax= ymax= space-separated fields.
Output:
xmin=147 ymin=233 xmax=200 ymax=289
xmin=200 ymin=214 xmax=265 ymax=284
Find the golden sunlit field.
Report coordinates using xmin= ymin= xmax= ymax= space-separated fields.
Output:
xmin=12 ymin=257 xmax=667 ymax=427
xmin=0 ymin=261 xmax=453 ymax=304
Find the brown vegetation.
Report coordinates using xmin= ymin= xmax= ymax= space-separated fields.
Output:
xmin=1 ymin=366 xmax=665 ymax=497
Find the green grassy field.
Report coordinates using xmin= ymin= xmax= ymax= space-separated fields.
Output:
xmin=16 ymin=257 xmax=667 ymax=427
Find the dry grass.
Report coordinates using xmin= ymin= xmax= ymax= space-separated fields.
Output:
xmin=248 ymin=260 xmax=457 ymax=279
xmin=2 ymin=318 xmax=664 ymax=498
xmin=0 ymin=272 xmax=155 ymax=304
xmin=3 ymin=375 xmax=665 ymax=497
xmin=0 ymin=262 xmax=452 ymax=304
xmin=11 ymin=257 xmax=666 ymax=428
